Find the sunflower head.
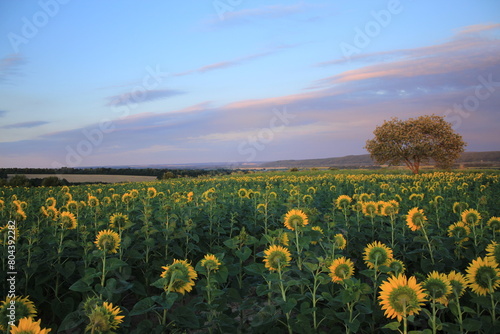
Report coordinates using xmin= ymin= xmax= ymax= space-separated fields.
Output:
xmin=378 ymin=274 xmax=427 ymax=322
xmin=329 ymin=256 xmax=355 ymax=283
xmin=94 ymin=229 xmax=121 ymax=254
xmin=447 ymin=222 xmax=470 ymax=241
xmin=382 ymin=201 xmax=399 ymax=217
xmin=87 ymin=195 xmax=100 ymax=207
xmin=362 ymin=201 xmax=378 ymax=218
xmin=0 ymin=296 xmax=37 ymax=331
xmin=85 ymin=300 xmax=124 ymax=333
xmin=45 ymin=197 xmax=57 ymax=207
xmin=109 ymin=213 xmax=129 ymax=230
xmin=147 ymin=187 xmax=157 ymax=199
xmin=335 ymin=195 xmax=352 ymax=210
xmin=263 ymin=245 xmax=292 ymax=272
xmin=423 ymin=271 xmax=452 ymax=305
xmin=10 ymin=317 xmax=51 ymax=334
xmin=486 ymin=241 xmax=500 ymax=265
xmin=200 ymin=254 xmax=222 ymax=272
xmin=238 ymin=188 xmax=249 ymax=198
xmin=465 ymin=257 xmax=500 ymax=296
xmin=406 ymin=207 xmax=427 ymax=231
xmin=283 ymin=209 xmax=308 ymax=231
xmin=333 ymin=233 xmax=347 ymax=250
xmin=452 ymin=201 xmax=468 ymax=214
xmin=59 ymin=211 xmax=77 ymax=230
xmin=161 ymin=259 xmax=198 ymax=294
xmin=461 ymin=209 xmax=481 ymax=225
xmin=363 ymin=241 xmax=393 ymax=269
xmin=122 ymin=193 xmax=132 ymax=204
xmin=447 ymin=270 xmax=467 ymax=298
xmin=487 ymin=217 xmax=500 ymax=232
xmin=388 ymin=259 xmax=406 ymax=276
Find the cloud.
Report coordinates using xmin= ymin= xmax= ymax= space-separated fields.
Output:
xmin=0 ymin=110 xmax=7 ymax=117
xmin=0 ymin=54 xmax=25 ymax=83
xmin=1 ymin=24 xmax=499 ymax=167
xmin=106 ymin=89 xmax=185 ymax=107
xmin=207 ymin=3 xmax=310 ymax=26
xmin=173 ymin=45 xmax=295 ymax=77
xmin=313 ymin=24 xmax=500 ymax=89
xmin=0 ymin=121 xmax=49 ymax=129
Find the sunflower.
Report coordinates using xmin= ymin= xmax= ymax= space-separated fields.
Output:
xmin=358 ymin=193 xmax=371 ymax=202
xmin=329 ymin=256 xmax=355 ymax=283
xmin=378 ymin=274 xmax=427 ymax=322
xmin=447 ymin=222 xmax=470 ymax=241
xmin=362 ymin=201 xmax=378 ymax=218
xmin=45 ymin=197 xmax=57 ymax=207
xmin=363 ymin=241 xmax=393 ymax=269
xmin=147 ymin=187 xmax=157 ymax=199
xmin=382 ymin=201 xmax=399 ymax=217
xmin=187 ymin=191 xmax=194 ymax=202
xmin=201 ymin=254 xmax=222 ymax=272
xmin=86 ymin=301 xmax=124 ymax=333
xmin=452 ymin=202 xmax=468 ymax=214
xmin=461 ymin=208 xmax=481 ymax=225
xmin=447 ymin=271 xmax=467 ymax=298
xmin=280 ymin=232 xmax=290 ymax=246
xmin=406 ymin=207 xmax=427 ymax=231
xmin=59 ymin=211 xmax=77 ymax=230
xmin=423 ymin=271 xmax=452 ymax=305
xmin=161 ymin=259 xmax=198 ymax=294
xmin=335 ymin=195 xmax=352 ymax=210
xmin=94 ymin=229 xmax=120 ymax=254
xmin=10 ymin=317 xmax=51 ymax=334
xmin=88 ymin=195 xmax=100 ymax=207
xmin=465 ymin=257 xmax=500 ymax=296
xmin=487 ymin=217 xmax=500 ymax=232
xmin=311 ymin=226 xmax=324 ymax=244
xmin=66 ymin=200 xmax=78 ymax=213
xmin=121 ymin=193 xmax=132 ymax=204
xmin=263 ymin=245 xmax=292 ymax=271
xmin=333 ymin=233 xmax=347 ymax=250
xmin=283 ymin=209 xmax=308 ymax=231
xmin=388 ymin=259 xmax=406 ymax=276
xmin=486 ymin=241 xmax=500 ymax=265
xmin=0 ymin=296 xmax=37 ymax=331
xmin=238 ymin=188 xmax=249 ymax=198
xmin=109 ymin=213 xmax=129 ymax=230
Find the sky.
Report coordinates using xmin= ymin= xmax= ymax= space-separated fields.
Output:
xmin=0 ymin=0 xmax=499 ymax=168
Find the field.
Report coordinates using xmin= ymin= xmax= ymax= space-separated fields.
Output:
xmin=1 ymin=170 xmax=500 ymax=333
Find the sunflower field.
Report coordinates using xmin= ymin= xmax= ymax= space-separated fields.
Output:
xmin=1 ymin=170 xmax=499 ymax=333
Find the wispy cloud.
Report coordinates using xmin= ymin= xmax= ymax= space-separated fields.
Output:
xmin=174 ymin=45 xmax=294 ymax=77
xmin=106 ymin=89 xmax=185 ymax=107
xmin=1 ymin=121 xmax=49 ymax=129
xmin=0 ymin=110 xmax=8 ymax=117
xmin=206 ymin=3 xmax=310 ymax=27
xmin=0 ymin=54 xmax=26 ymax=83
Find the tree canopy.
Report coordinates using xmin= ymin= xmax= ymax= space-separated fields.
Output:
xmin=365 ymin=115 xmax=466 ymax=174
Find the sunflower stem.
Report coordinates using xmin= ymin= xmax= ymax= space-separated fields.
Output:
xmin=421 ymin=225 xmax=435 ymax=265
xmin=100 ymin=251 xmax=107 ymax=298
xmin=294 ymin=228 xmax=302 ymax=270
xmin=430 ymin=299 xmax=437 ymax=334
xmin=453 ymin=291 xmax=464 ymax=334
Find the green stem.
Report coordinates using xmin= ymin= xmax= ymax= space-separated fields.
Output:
xmin=101 ymin=252 xmax=107 ymax=292
xmin=294 ymin=228 xmax=302 ymax=270
xmin=421 ymin=225 xmax=435 ymax=265
xmin=431 ymin=299 xmax=437 ymax=334
xmin=453 ymin=292 xmax=464 ymax=334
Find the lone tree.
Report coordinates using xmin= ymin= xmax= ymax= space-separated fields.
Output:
xmin=365 ymin=115 xmax=466 ymax=174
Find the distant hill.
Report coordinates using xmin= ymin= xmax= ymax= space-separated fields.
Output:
xmin=259 ymin=151 xmax=500 ymax=168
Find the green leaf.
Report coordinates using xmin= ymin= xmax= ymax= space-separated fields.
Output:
xmin=235 ymin=246 xmax=252 ymax=262
xmin=69 ymin=278 xmax=92 ymax=292
xmin=129 ymin=297 xmax=156 ymax=316
xmin=462 ymin=318 xmax=482 ymax=332
xmin=303 ymin=261 xmax=318 ymax=272
xmin=58 ymin=310 xmax=84 ymax=331
xmin=383 ymin=321 xmax=401 ymax=331
xmin=106 ymin=258 xmax=128 ymax=271
xmin=152 ymin=292 xmax=178 ymax=309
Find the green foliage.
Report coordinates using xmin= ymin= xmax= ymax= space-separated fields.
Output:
xmin=365 ymin=115 xmax=466 ymax=174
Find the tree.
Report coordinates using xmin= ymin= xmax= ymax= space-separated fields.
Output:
xmin=365 ymin=115 xmax=466 ymax=174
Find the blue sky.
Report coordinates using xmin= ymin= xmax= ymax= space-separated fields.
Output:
xmin=0 ymin=0 xmax=499 ymax=168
